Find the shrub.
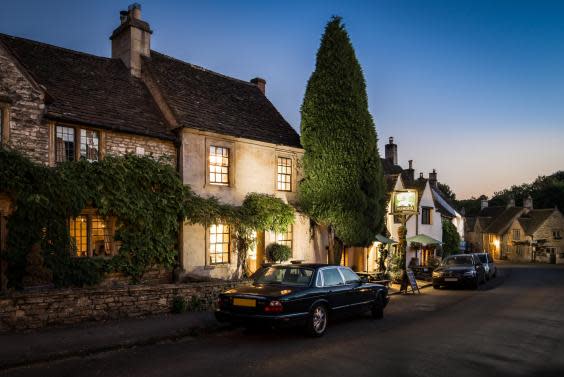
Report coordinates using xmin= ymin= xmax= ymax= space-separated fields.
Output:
xmin=172 ymin=296 xmax=188 ymax=313
xmin=265 ymin=243 xmax=292 ymax=263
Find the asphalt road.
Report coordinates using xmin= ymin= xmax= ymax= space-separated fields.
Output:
xmin=4 ymin=264 xmax=564 ymax=377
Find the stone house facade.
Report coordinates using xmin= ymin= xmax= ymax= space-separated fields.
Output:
xmin=0 ymin=4 xmax=328 ymax=281
xmin=465 ymin=197 xmax=564 ymax=263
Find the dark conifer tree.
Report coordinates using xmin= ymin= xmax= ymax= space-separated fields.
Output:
xmin=299 ymin=16 xmax=386 ymax=263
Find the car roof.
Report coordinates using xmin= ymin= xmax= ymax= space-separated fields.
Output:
xmin=268 ymin=263 xmax=340 ymax=270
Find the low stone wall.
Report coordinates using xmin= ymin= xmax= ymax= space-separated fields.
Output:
xmin=0 ymin=281 xmax=242 ymax=332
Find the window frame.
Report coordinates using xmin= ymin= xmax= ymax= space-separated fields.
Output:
xmin=276 ymin=156 xmax=293 ymax=192
xmin=320 ymin=267 xmax=345 ymax=287
xmin=275 ymin=224 xmax=293 ymax=252
xmin=553 ymin=230 xmax=562 ymax=240
xmin=0 ymin=103 xmax=10 ymax=145
xmin=512 ymin=229 xmax=521 ymax=241
xmin=208 ymin=223 xmax=231 ymax=265
xmin=421 ymin=207 xmax=432 ymax=225
xmin=55 ymin=123 xmax=101 ymax=164
xmin=69 ymin=209 xmax=115 ymax=258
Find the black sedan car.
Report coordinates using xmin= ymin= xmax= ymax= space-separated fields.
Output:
xmin=215 ymin=264 xmax=389 ymax=336
xmin=432 ymin=254 xmax=486 ymax=289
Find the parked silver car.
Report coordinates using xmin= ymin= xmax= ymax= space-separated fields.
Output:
xmin=473 ymin=253 xmax=497 ymax=280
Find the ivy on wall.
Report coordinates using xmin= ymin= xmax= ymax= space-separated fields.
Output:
xmin=0 ymin=147 xmax=295 ymax=288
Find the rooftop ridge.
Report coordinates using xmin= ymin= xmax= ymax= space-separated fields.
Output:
xmin=0 ymin=33 xmax=112 ymax=62
xmin=150 ymin=50 xmax=257 ymax=87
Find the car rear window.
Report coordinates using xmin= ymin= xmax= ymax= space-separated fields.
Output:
xmin=477 ymin=254 xmax=488 ymax=263
xmin=322 ymin=268 xmax=344 ymax=286
xmin=254 ymin=267 xmax=314 ymax=286
xmin=443 ymin=255 xmax=474 ymax=266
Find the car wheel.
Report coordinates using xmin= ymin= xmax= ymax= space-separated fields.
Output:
xmin=492 ymin=270 xmax=497 ymax=278
xmin=371 ymin=295 xmax=384 ymax=319
xmin=306 ymin=304 xmax=328 ymax=337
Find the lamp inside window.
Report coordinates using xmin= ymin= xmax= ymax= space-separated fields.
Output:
xmin=69 ymin=211 xmax=114 ymax=257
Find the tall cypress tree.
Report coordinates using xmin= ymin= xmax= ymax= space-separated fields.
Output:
xmin=299 ymin=16 xmax=386 ymax=264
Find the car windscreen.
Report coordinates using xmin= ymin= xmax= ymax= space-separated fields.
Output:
xmin=254 ymin=267 xmax=314 ymax=286
xmin=477 ymin=254 xmax=488 ymax=263
xmin=442 ymin=256 xmax=474 ymax=266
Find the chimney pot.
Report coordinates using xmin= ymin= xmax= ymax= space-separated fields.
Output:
xmin=481 ymin=199 xmax=489 ymax=210
xmin=389 ymin=137 xmax=394 ymax=144
xmin=408 ymin=160 xmax=413 ymax=169
xmin=250 ymin=77 xmax=266 ymax=95
xmin=129 ymin=3 xmax=142 ymax=19
xmin=523 ymin=195 xmax=533 ymax=210
xmin=419 ymin=172 xmax=424 ymax=179
xmin=385 ymin=136 xmax=398 ymax=165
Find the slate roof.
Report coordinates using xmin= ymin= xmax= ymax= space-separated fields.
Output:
xmin=0 ymin=34 xmax=174 ymax=140
xmin=0 ymin=33 xmax=301 ymax=147
xmin=381 ymin=158 xmax=403 ymax=175
xmin=432 ymin=188 xmax=457 ymax=218
xmin=478 ymin=206 xmax=506 ymax=218
xmin=142 ymin=51 xmax=301 ymax=148
xmin=518 ymin=209 xmax=555 ymax=235
xmin=484 ymin=207 xmax=524 ymax=235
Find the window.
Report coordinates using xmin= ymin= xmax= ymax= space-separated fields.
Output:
xmin=80 ymin=129 xmax=100 ymax=161
xmin=321 ymin=268 xmax=344 ymax=287
xmin=209 ymin=146 xmax=229 ymax=185
xmin=56 ymin=125 xmax=100 ymax=164
xmin=56 ymin=126 xmax=76 ymax=163
xmin=554 ymin=230 xmax=562 ymax=240
xmin=69 ymin=211 xmax=113 ymax=257
xmin=275 ymin=225 xmax=293 ymax=250
xmin=421 ymin=207 xmax=432 ymax=225
xmin=277 ymin=157 xmax=292 ymax=191
xmin=512 ymin=229 xmax=521 ymax=241
xmin=339 ymin=267 xmax=360 ymax=284
xmin=209 ymin=224 xmax=230 ymax=264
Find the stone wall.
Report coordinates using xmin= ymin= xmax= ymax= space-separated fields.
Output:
xmin=105 ymin=130 xmax=177 ymax=164
xmin=0 ymin=42 xmax=49 ymax=164
xmin=0 ymin=281 xmax=241 ymax=332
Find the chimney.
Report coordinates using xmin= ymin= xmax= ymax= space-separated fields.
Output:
xmin=250 ymin=77 xmax=266 ymax=95
xmin=110 ymin=3 xmax=152 ymax=77
xmin=523 ymin=195 xmax=533 ymax=211
xmin=429 ymin=169 xmax=437 ymax=188
xmin=480 ymin=198 xmax=488 ymax=210
xmin=404 ymin=160 xmax=414 ymax=185
xmin=507 ymin=197 xmax=515 ymax=208
xmin=385 ymin=137 xmax=398 ymax=165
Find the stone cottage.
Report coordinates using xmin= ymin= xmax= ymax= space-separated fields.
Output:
xmin=465 ymin=197 xmax=564 ymax=263
xmin=0 ymin=4 xmax=328 ymax=281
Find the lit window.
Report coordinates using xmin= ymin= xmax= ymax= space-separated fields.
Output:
xmin=421 ymin=207 xmax=432 ymax=225
xmin=209 ymin=146 xmax=229 ymax=185
xmin=277 ymin=157 xmax=292 ymax=191
xmin=69 ymin=212 xmax=113 ymax=257
xmin=209 ymin=224 xmax=230 ymax=264
xmin=512 ymin=229 xmax=520 ymax=241
xmin=56 ymin=126 xmax=75 ymax=163
xmin=80 ymin=129 xmax=99 ymax=161
xmin=276 ymin=225 xmax=293 ymax=250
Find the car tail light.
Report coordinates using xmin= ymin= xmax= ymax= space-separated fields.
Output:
xmin=264 ymin=300 xmax=283 ymax=313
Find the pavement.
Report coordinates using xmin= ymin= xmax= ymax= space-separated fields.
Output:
xmin=4 ymin=264 xmax=564 ymax=377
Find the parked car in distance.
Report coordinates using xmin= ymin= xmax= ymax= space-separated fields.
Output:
xmin=432 ymin=254 xmax=486 ymax=289
xmin=215 ymin=264 xmax=389 ymax=337
xmin=473 ymin=252 xmax=497 ymax=280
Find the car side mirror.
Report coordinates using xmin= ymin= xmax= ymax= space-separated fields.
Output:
xmin=360 ymin=276 xmax=368 ymax=283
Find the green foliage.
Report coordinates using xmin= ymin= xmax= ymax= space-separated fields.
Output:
xmin=299 ymin=16 xmax=386 ymax=252
xmin=1 ymin=147 xmax=296 ymax=287
xmin=442 ymin=219 xmax=461 ymax=256
xmin=265 ymin=243 xmax=292 ymax=263
xmin=172 ymin=296 xmax=188 ymax=313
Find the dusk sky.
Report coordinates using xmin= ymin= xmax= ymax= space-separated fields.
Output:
xmin=1 ymin=0 xmax=563 ymax=199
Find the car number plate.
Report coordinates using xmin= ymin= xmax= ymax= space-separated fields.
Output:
xmin=233 ymin=298 xmax=256 ymax=307
xmin=444 ymin=278 xmax=458 ymax=282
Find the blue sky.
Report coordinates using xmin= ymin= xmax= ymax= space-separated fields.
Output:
xmin=1 ymin=0 xmax=563 ymax=198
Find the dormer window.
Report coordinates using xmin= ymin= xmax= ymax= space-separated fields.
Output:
xmin=421 ymin=207 xmax=432 ymax=225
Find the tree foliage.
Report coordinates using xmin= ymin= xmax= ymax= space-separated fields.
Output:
xmin=437 ymin=182 xmax=456 ymax=201
xmin=299 ymin=16 xmax=386 ymax=262
xmin=442 ymin=219 xmax=460 ymax=256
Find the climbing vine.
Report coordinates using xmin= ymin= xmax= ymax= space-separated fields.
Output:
xmin=0 ymin=147 xmax=295 ymax=288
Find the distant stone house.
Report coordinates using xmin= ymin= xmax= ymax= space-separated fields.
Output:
xmin=0 ymin=4 xmax=328 ymax=281
xmin=465 ymin=197 xmax=564 ymax=263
